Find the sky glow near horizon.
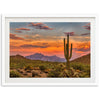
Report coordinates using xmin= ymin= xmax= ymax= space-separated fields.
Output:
xmin=10 ymin=22 xmax=90 ymax=60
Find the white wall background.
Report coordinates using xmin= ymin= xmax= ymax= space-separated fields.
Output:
xmin=0 ymin=0 xmax=100 ymax=100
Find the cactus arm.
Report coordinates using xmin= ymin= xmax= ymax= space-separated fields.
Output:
xmin=67 ymin=35 xmax=69 ymax=46
xmin=69 ymin=43 xmax=72 ymax=59
xmin=67 ymin=35 xmax=69 ymax=60
xmin=64 ymin=38 xmax=66 ymax=54
xmin=64 ymin=38 xmax=67 ymax=60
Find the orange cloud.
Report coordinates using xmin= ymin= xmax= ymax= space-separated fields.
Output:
xmin=24 ymin=35 xmax=29 ymax=38
xmin=38 ymin=25 xmax=53 ymax=30
xmin=20 ymin=44 xmax=49 ymax=48
xmin=10 ymin=33 xmax=24 ymax=40
xmin=16 ymin=27 xmax=30 ymax=31
xmin=74 ymin=42 xmax=90 ymax=52
xmin=28 ymin=22 xmax=53 ymax=30
xmin=15 ymin=30 xmax=22 ymax=33
xmin=28 ymin=22 xmax=44 ymax=26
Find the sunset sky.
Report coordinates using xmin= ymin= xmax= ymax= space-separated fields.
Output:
xmin=10 ymin=22 xmax=90 ymax=60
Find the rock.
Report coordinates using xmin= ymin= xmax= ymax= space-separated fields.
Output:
xmin=17 ymin=68 xmax=25 ymax=74
xmin=33 ymin=67 xmax=40 ymax=70
xmin=32 ymin=70 xmax=39 ymax=77
xmin=23 ymin=73 xmax=27 ymax=75
xmin=44 ymin=69 xmax=51 ymax=73
xmin=27 ymin=73 xmax=32 ymax=77
xmin=26 ymin=70 xmax=32 ymax=73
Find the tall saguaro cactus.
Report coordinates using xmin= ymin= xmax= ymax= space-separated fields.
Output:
xmin=64 ymin=34 xmax=73 ymax=68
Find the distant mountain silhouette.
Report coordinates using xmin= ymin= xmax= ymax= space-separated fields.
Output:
xmin=25 ymin=53 xmax=66 ymax=62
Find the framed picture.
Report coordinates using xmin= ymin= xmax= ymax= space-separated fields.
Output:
xmin=1 ymin=14 xmax=98 ymax=86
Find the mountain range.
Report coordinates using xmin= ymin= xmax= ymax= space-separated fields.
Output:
xmin=25 ymin=53 xmax=66 ymax=62
xmin=10 ymin=53 xmax=90 ymax=64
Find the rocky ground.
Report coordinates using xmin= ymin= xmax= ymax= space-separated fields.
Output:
xmin=10 ymin=67 xmax=49 ymax=78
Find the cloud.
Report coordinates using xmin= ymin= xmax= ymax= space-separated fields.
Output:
xmin=64 ymin=32 xmax=75 ymax=36
xmin=10 ymin=45 xmax=18 ymax=49
xmin=83 ymin=23 xmax=90 ymax=30
xmin=38 ymin=25 xmax=53 ymax=30
xmin=76 ymin=48 xmax=90 ymax=52
xmin=71 ymin=36 xmax=90 ymax=42
xmin=24 ymin=35 xmax=29 ymax=38
xmin=10 ymin=33 xmax=24 ymax=40
xmin=75 ymin=42 xmax=90 ymax=52
xmin=86 ymin=23 xmax=90 ymax=25
xmin=16 ymin=27 xmax=30 ymax=31
xmin=24 ymin=34 xmax=40 ymax=40
xmin=42 ymin=43 xmax=48 ymax=45
xmin=81 ymin=33 xmax=90 ymax=36
xmin=15 ymin=30 xmax=22 ymax=33
xmin=20 ymin=44 xmax=49 ymax=48
xmin=28 ymin=22 xmax=44 ymax=27
xmin=28 ymin=22 xmax=53 ymax=30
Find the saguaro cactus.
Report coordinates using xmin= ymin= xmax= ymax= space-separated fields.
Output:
xmin=64 ymin=33 xmax=73 ymax=68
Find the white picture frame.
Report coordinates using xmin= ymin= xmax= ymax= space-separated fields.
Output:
xmin=1 ymin=14 xmax=98 ymax=86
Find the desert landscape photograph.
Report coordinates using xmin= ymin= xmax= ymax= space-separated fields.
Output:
xmin=10 ymin=22 xmax=90 ymax=78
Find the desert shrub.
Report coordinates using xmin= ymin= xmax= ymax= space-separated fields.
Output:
xmin=48 ymin=65 xmax=65 ymax=77
xmin=58 ymin=67 xmax=78 ymax=78
xmin=69 ymin=63 xmax=90 ymax=78
xmin=70 ymin=63 xmax=90 ymax=71
xmin=10 ymin=70 xmax=21 ymax=77
xmin=39 ymin=65 xmax=47 ymax=71
xmin=59 ymin=69 xmax=72 ymax=77
xmin=48 ymin=70 xmax=61 ymax=77
xmin=79 ymin=72 xmax=90 ymax=78
xmin=24 ymin=65 xmax=33 ymax=70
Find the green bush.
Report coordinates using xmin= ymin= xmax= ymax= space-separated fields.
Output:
xmin=10 ymin=70 xmax=21 ymax=77
xmin=24 ymin=65 xmax=33 ymax=70
xmin=70 ymin=63 xmax=90 ymax=71
xmin=48 ymin=65 xmax=65 ymax=77
xmin=48 ymin=70 xmax=61 ymax=77
xmin=39 ymin=65 xmax=47 ymax=71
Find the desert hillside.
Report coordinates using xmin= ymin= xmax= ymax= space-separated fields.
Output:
xmin=10 ymin=54 xmax=90 ymax=78
xmin=71 ymin=54 xmax=90 ymax=64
